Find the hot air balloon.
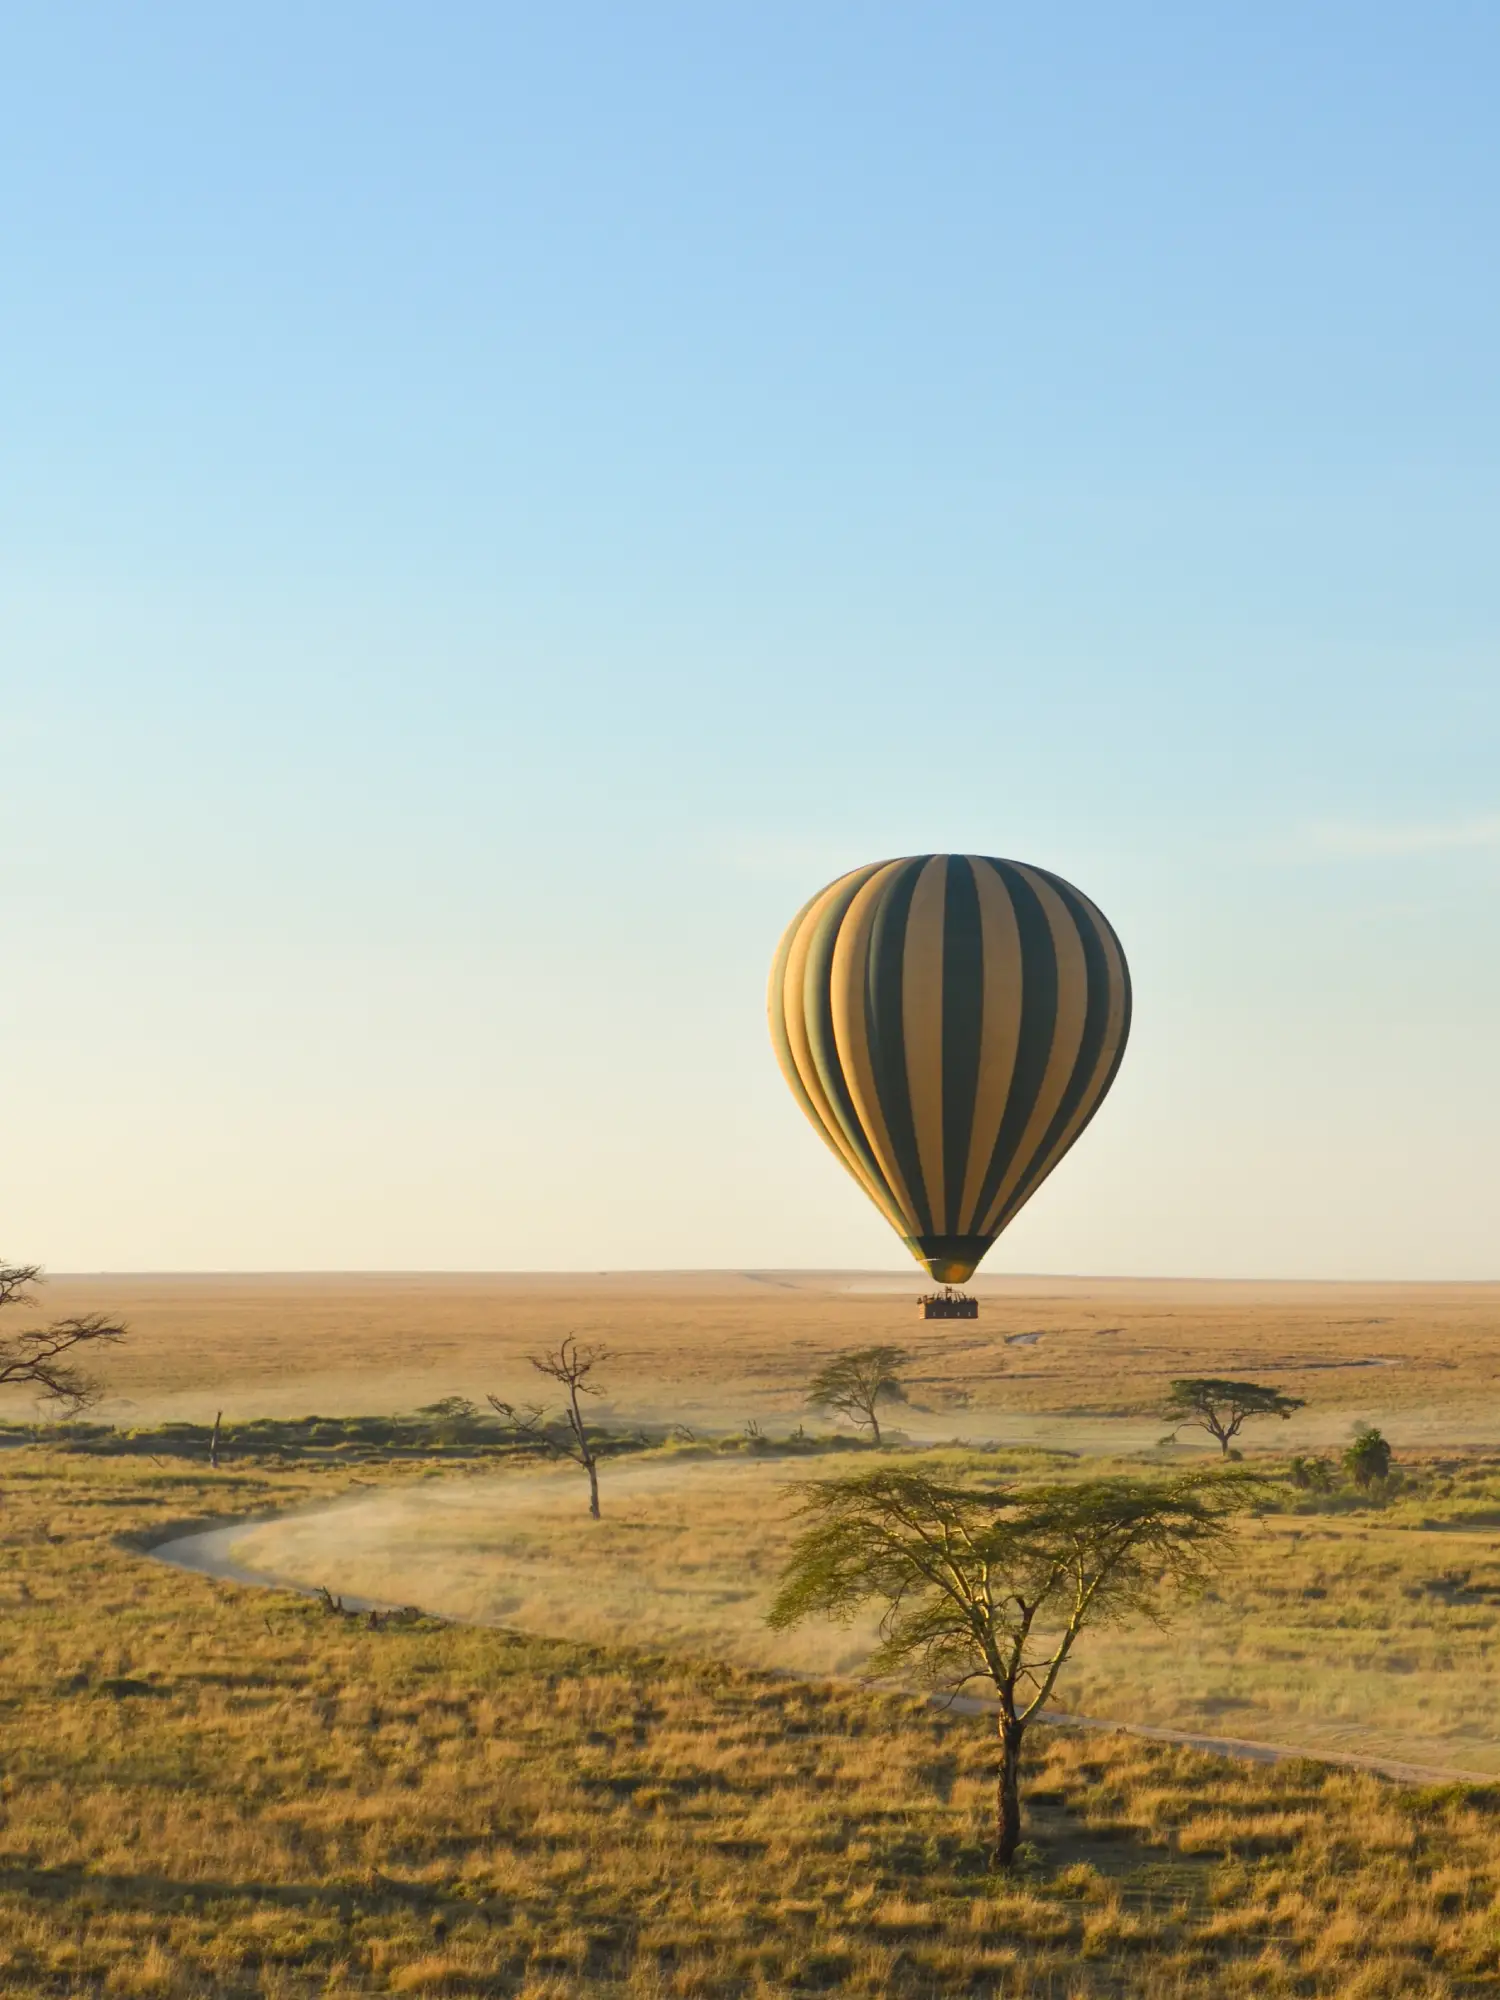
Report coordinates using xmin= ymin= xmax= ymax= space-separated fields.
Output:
xmin=768 ymin=855 xmax=1130 ymax=1304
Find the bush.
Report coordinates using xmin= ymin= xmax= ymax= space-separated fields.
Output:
xmin=1343 ymin=1427 xmax=1392 ymax=1490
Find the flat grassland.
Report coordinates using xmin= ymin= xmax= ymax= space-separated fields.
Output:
xmin=6 ymin=1271 xmax=1500 ymax=1995
xmin=8 ymin=1447 xmax=1500 ymax=1999
xmin=32 ymin=1270 xmax=1500 ymax=1443
xmin=225 ymin=1444 xmax=1500 ymax=1781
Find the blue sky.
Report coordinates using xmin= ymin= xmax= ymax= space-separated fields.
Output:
xmin=2 ymin=2 xmax=1497 ymax=1276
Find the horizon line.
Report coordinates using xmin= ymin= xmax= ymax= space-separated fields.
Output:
xmin=37 ymin=1267 xmax=1500 ymax=1289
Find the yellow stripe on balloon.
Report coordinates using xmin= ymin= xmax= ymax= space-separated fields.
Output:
xmin=992 ymin=892 xmax=1129 ymax=1230
xmin=976 ymin=866 xmax=1089 ymax=1237
xmin=829 ymin=861 xmax=922 ymax=1235
xmin=955 ymin=858 xmax=1025 ymax=1234
xmin=773 ymin=871 xmax=903 ymax=1228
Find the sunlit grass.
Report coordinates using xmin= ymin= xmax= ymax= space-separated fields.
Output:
xmin=18 ymin=1270 xmax=1500 ymax=1437
xmin=230 ymin=1444 xmax=1500 ymax=1775
xmin=5 ymin=1450 xmax=1500 ymax=1992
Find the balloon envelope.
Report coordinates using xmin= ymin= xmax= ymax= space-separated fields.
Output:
xmin=768 ymin=855 xmax=1131 ymax=1283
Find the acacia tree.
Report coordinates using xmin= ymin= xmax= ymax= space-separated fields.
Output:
xmin=768 ymin=1466 xmax=1249 ymax=1866
xmin=807 ymin=1346 xmax=911 ymax=1446
xmin=489 ymin=1335 xmax=610 ymax=1518
xmin=1164 ymin=1378 xmax=1305 ymax=1456
xmin=0 ymin=1261 xmax=127 ymax=1413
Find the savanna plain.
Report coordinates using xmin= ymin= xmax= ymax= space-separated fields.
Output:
xmin=7 ymin=1269 xmax=1500 ymax=1997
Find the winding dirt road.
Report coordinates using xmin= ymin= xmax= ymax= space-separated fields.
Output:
xmin=147 ymin=1511 xmax=1497 ymax=1791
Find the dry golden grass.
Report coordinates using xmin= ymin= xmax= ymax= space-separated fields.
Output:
xmin=9 ymin=1269 xmax=1500 ymax=1991
xmin=223 ymin=1445 xmax=1500 ymax=1779
xmin=23 ymin=1271 xmax=1500 ymax=1443
xmin=8 ymin=1448 xmax=1500 ymax=1996
xmin=1059 ymin=1501 xmax=1500 ymax=1777
xmin=225 ymin=1452 xmax=889 ymax=1678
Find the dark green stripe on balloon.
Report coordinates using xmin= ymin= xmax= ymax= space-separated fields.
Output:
xmin=939 ymin=855 xmax=984 ymax=1237
xmin=865 ymin=858 xmax=930 ymax=1235
xmin=802 ymin=870 xmax=892 ymax=1208
xmin=968 ymin=859 xmax=1058 ymax=1231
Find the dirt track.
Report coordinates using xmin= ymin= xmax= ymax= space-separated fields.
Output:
xmin=147 ymin=1504 xmax=1498 ymax=1792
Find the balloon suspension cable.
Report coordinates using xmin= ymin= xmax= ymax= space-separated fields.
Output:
xmin=918 ymin=1285 xmax=978 ymax=1321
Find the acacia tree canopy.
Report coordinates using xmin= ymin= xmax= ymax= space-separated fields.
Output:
xmin=806 ymin=1346 xmax=911 ymax=1446
xmin=767 ymin=1465 xmax=1251 ymax=1866
xmin=1164 ymin=1378 xmax=1305 ymax=1455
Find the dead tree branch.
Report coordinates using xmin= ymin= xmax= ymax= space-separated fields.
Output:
xmin=487 ymin=1336 xmax=612 ymax=1517
xmin=0 ymin=1262 xmax=128 ymax=1414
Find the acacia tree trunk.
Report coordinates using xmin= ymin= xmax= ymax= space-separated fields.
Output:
xmin=1204 ymin=1410 xmax=1236 ymax=1454
xmin=867 ymin=1407 xmax=881 ymax=1447
xmin=996 ymin=1715 xmax=1024 ymax=1868
xmin=565 ymin=1382 xmax=601 ymax=1519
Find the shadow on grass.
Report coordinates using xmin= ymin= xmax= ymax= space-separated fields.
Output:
xmin=0 ymin=1858 xmax=469 ymax=1921
xmin=4 ymin=1408 xmax=897 ymax=1468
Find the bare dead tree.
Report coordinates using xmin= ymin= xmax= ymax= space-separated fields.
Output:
xmin=488 ymin=1335 xmax=611 ymax=1517
xmin=486 ymin=1399 xmax=550 ymax=1442
xmin=0 ymin=1261 xmax=127 ymax=1415
xmin=0 ymin=1264 xmax=42 ymax=1311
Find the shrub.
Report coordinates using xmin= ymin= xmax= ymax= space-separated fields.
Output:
xmin=1344 ymin=1427 xmax=1392 ymax=1490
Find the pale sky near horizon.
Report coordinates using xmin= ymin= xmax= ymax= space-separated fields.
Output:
xmin=3 ymin=4 xmax=1498 ymax=1279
